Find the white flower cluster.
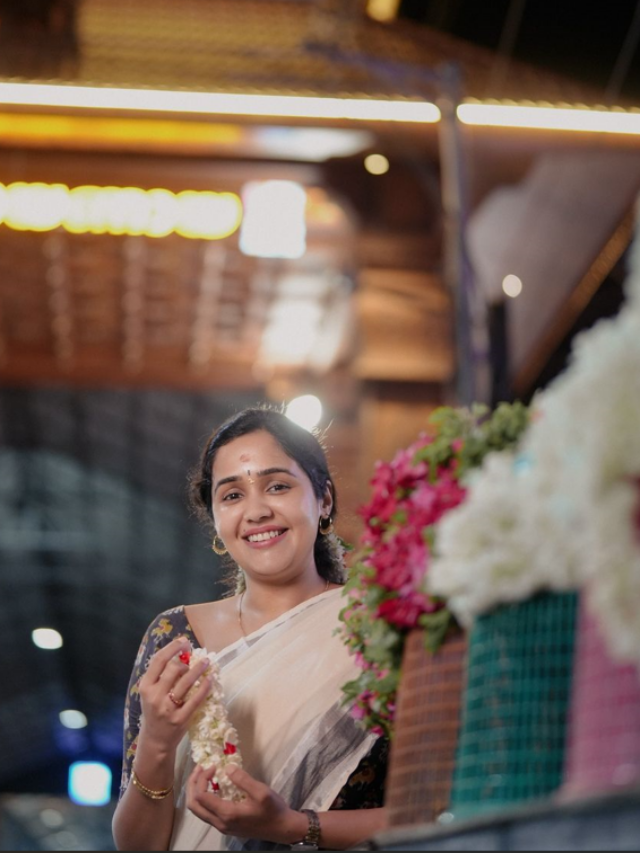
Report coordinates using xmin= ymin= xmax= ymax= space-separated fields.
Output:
xmin=429 ymin=204 xmax=640 ymax=666
xmin=428 ymin=448 xmax=584 ymax=628
xmin=187 ymin=648 xmax=245 ymax=802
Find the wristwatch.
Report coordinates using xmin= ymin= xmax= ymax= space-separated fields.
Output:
xmin=290 ymin=809 xmax=321 ymax=850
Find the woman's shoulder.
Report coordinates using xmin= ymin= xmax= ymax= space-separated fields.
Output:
xmin=137 ymin=605 xmax=196 ymax=653
xmin=145 ymin=604 xmax=190 ymax=636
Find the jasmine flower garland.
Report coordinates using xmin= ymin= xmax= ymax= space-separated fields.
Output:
xmin=183 ymin=648 xmax=245 ymax=802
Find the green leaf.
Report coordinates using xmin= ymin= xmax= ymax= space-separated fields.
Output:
xmin=391 ymin=509 xmax=408 ymax=525
xmin=419 ymin=608 xmax=454 ymax=654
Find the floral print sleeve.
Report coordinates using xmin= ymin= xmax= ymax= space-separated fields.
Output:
xmin=330 ymin=736 xmax=389 ymax=810
xmin=119 ymin=606 xmax=199 ymax=799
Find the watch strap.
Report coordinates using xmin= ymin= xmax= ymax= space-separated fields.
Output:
xmin=290 ymin=808 xmax=321 ymax=850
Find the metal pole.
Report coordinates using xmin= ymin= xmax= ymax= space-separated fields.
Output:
xmin=436 ymin=62 xmax=490 ymax=406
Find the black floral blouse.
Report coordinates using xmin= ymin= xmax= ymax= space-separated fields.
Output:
xmin=120 ymin=606 xmax=388 ymax=810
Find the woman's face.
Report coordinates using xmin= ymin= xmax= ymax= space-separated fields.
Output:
xmin=211 ymin=429 xmax=332 ymax=585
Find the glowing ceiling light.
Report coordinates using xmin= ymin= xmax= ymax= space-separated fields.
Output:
xmin=364 ymin=153 xmax=390 ymax=175
xmin=32 ymin=627 xmax=63 ymax=650
xmin=0 ymin=83 xmax=441 ymax=124
xmin=458 ymin=101 xmax=640 ymax=135
xmin=68 ymin=762 xmax=112 ymax=807
xmin=59 ymin=709 xmax=89 ymax=730
xmin=366 ymin=0 xmax=402 ymax=22
xmin=1 ymin=83 xmax=639 ymax=137
xmin=175 ymin=191 xmax=242 ymax=240
xmin=240 ymin=181 xmax=307 ymax=259
xmin=261 ymin=301 xmax=323 ymax=364
xmin=502 ymin=274 xmax=523 ymax=298
xmin=0 ymin=182 xmax=242 ymax=240
xmin=39 ymin=809 xmax=64 ymax=829
xmin=286 ymin=396 xmax=323 ymax=431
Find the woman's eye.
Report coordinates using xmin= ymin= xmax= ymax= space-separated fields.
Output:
xmin=268 ymin=483 xmax=290 ymax=493
xmin=222 ymin=491 xmax=242 ymax=502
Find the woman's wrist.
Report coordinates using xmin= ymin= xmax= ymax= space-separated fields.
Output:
xmin=277 ymin=809 xmax=310 ymax=846
xmin=137 ymin=724 xmax=178 ymax=762
xmin=132 ymin=730 xmax=177 ymax=790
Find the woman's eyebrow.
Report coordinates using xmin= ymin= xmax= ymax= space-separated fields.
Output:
xmin=213 ymin=467 xmax=297 ymax=493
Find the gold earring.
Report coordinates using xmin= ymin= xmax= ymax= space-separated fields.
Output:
xmin=319 ymin=516 xmax=334 ymax=536
xmin=212 ymin=535 xmax=228 ymax=556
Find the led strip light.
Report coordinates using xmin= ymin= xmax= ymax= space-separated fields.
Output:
xmin=0 ymin=83 xmax=638 ymax=135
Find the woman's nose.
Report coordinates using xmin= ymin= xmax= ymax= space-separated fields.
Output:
xmin=244 ymin=489 xmax=274 ymax=522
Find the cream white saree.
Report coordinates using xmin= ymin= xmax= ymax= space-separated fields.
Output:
xmin=169 ymin=588 xmax=378 ymax=851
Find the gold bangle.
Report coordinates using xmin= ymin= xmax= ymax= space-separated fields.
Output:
xmin=130 ymin=768 xmax=174 ymax=801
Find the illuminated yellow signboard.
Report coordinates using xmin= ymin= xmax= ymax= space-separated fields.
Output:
xmin=0 ymin=182 xmax=243 ymax=240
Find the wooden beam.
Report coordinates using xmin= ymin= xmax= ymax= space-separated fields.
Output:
xmin=513 ymin=208 xmax=635 ymax=397
xmin=0 ymin=351 xmax=263 ymax=391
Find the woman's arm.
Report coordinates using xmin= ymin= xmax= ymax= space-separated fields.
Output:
xmin=112 ymin=727 xmax=178 ymax=853
xmin=300 ymin=806 xmax=388 ymax=850
xmin=112 ymin=627 xmax=211 ymax=851
xmin=187 ymin=765 xmax=388 ymax=850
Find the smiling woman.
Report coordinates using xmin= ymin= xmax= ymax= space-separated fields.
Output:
xmin=112 ymin=406 xmax=389 ymax=852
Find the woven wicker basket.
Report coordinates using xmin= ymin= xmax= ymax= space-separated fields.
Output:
xmin=449 ymin=592 xmax=578 ymax=820
xmin=562 ymin=595 xmax=640 ymax=797
xmin=385 ymin=627 xmax=467 ymax=827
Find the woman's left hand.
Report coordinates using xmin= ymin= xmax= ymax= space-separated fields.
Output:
xmin=186 ymin=765 xmax=305 ymax=844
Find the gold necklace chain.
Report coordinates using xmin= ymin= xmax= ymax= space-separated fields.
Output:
xmin=237 ymin=579 xmax=330 ymax=639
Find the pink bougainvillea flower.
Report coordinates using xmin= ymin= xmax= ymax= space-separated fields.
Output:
xmin=339 ymin=402 xmax=530 ymax=739
xmin=377 ymin=595 xmax=430 ymax=629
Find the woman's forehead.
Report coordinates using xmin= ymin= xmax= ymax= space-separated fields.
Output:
xmin=213 ymin=430 xmax=296 ymax=474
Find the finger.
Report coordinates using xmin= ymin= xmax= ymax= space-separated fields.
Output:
xmin=187 ymin=799 xmax=227 ymax=832
xmin=160 ymin=672 xmax=212 ymax=727
xmin=174 ymin=657 xmax=212 ymax=700
xmin=201 ymin=764 xmax=217 ymax=782
xmin=190 ymin=765 xmax=219 ymax=799
xmin=145 ymin=637 xmax=191 ymax=684
xmin=188 ymin=765 xmax=207 ymax=796
xmin=224 ymin=765 xmax=266 ymax=801
xmin=174 ymin=668 xmax=214 ymax=715
xmin=189 ymin=769 xmax=231 ymax=819
xmin=186 ymin=775 xmax=227 ymax=831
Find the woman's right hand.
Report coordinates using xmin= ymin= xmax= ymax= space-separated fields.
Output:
xmin=137 ymin=637 xmax=213 ymax=754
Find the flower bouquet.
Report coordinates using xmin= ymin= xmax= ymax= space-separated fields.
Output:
xmin=338 ymin=401 xmax=530 ymax=739
xmin=338 ymin=402 xmax=530 ymax=827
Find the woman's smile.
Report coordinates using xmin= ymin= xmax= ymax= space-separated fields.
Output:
xmin=243 ymin=526 xmax=288 ymax=548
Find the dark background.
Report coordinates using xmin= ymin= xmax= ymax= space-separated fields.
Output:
xmin=400 ymin=0 xmax=640 ymax=102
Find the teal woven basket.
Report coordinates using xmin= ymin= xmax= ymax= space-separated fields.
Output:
xmin=449 ymin=591 xmax=578 ymax=820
